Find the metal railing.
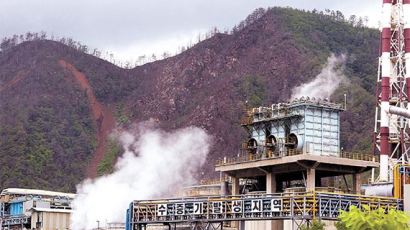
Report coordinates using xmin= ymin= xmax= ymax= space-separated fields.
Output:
xmin=240 ymin=115 xmax=253 ymax=126
xmin=339 ymin=152 xmax=379 ymax=162
xmin=216 ymin=148 xmax=378 ymax=167
xmin=199 ymin=177 xmax=229 ymax=186
xmin=1 ymin=215 xmax=29 ymax=226
xmin=128 ymin=192 xmax=403 ymax=229
xmin=240 ymin=110 xmax=303 ymax=126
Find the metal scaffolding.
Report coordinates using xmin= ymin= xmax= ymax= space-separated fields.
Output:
xmin=374 ymin=0 xmax=410 ymax=182
xmin=128 ymin=192 xmax=403 ymax=230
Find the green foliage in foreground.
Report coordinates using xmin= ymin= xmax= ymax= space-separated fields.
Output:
xmin=336 ymin=205 xmax=410 ymax=230
xmin=300 ymin=220 xmax=325 ymax=230
xmin=300 ymin=205 xmax=410 ymax=230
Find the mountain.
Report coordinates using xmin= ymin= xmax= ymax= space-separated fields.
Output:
xmin=0 ymin=7 xmax=378 ymax=192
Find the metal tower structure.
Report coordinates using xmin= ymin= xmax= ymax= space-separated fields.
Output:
xmin=375 ymin=0 xmax=410 ymax=182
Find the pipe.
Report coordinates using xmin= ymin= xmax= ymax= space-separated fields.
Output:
xmin=364 ymin=183 xmax=394 ymax=197
xmin=389 ymin=106 xmax=410 ymax=118
xmin=393 ymin=164 xmax=401 ymax=199
xmin=379 ymin=0 xmax=393 ymax=182
xmin=344 ymin=93 xmax=347 ymax=110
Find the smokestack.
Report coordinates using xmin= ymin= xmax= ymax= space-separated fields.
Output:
xmin=405 ymin=0 xmax=410 ymax=103
xmin=379 ymin=0 xmax=393 ymax=182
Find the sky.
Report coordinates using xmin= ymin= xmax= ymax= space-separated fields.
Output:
xmin=0 ymin=0 xmax=379 ymax=64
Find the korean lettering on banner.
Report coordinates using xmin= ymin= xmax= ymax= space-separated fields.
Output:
xmin=193 ymin=202 xmax=203 ymax=215
xmin=271 ymin=199 xmax=282 ymax=212
xmin=212 ymin=201 xmax=223 ymax=214
xmin=176 ymin=203 xmax=185 ymax=215
xmin=251 ymin=199 xmax=262 ymax=213
xmin=157 ymin=204 xmax=167 ymax=216
xmin=232 ymin=200 xmax=242 ymax=213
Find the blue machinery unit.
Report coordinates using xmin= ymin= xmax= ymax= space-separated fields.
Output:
xmin=126 ymin=192 xmax=403 ymax=230
xmin=0 ymin=201 xmax=29 ymax=228
xmin=126 ymin=203 xmax=133 ymax=230
xmin=242 ymin=98 xmax=344 ymax=158
xmin=9 ymin=202 xmax=23 ymax=216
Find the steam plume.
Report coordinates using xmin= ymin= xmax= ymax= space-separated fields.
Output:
xmin=291 ymin=53 xmax=347 ymax=99
xmin=70 ymin=124 xmax=211 ymax=230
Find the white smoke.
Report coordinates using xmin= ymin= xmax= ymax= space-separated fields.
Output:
xmin=70 ymin=124 xmax=211 ymax=230
xmin=291 ymin=53 xmax=347 ymax=99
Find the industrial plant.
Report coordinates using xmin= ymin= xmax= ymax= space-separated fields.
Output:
xmin=0 ymin=188 xmax=74 ymax=229
xmin=126 ymin=0 xmax=410 ymax=229
xmin=2 ymin=0 xmax=410 ymax=230
xmin=125 ymin=96 xmax=401 ymax=230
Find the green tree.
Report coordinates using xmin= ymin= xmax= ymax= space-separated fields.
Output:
xmin=239 ymin=75 xmax=267 ymax=107
xmin=97 ymin=138 xmax=122 ymax=176
xmin=300 ymin=220 xmax=325 ymax=230
xmin=337 ymin=205 xmax=410 ymax=230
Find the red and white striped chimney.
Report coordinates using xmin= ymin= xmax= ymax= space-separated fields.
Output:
xmin=405 ymin=1 xmax=410 ymax=100
xmin=379 ymin=0 xmax=393 ymax=182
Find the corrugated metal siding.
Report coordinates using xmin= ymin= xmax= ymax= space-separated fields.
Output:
xmin=31 ymin=212 xmax=41 ymax=229
xmin=31 ymin=211 xmax=71 ymax=230
xmin=304 ymin=107 xmax=339 ymax=156
xmin=250 ymin=104 xmax=341 ymax=156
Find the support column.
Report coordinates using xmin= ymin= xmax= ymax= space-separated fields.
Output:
xmin=220 ymin=173 xmax=228 ymax=196
xmin=352 ymin=173 xmax=362 ymax=194
xmin=266 ymin=172 xmax=277 ymax=193
xmin=232 ymin=176 xmax=240 ymax=195
xmin=220 ymin=181 xmax=229 ymax=196
xmin=231 ymin=176 xmax=241 ymax=229
xmin=306 ymin=168 xmax=316 ymax=191
xmin=266 ymin=172 xmax=283 ymax=230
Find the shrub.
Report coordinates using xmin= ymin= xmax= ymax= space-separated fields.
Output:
xmin=337 ymin=205 xmax=410 ymax=230
xmin=300 ymin=220 xmax=325 ymax=230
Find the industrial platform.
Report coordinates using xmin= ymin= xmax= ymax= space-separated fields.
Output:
xmin=127 ymin=192 xmax=402 ymax=230
xmin=216 ymin=152 xmax=378 ymax=179
xmin=126 ymin=98 xmax=405 ymax=230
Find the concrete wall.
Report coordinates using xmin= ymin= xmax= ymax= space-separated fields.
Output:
xmin=241 ymin=220 xmax=337 ymax=230
xmin=245 ymin=220 xmax=283 ymax=230
xmin=283 ymin=220 xmax=336 ymax=230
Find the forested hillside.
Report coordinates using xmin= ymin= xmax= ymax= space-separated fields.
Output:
xmin=0 ymin=7 xmax=379 ymax=192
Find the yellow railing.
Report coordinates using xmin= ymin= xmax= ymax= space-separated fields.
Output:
xmin=215 ymin=150 xmax=302 ymax=166
xmin=339 ymin=152 xmax=378 ymax=162
xmin=216 ymin=151 xmax=378 ymax=166
xmin=393 ymin=164 xmax=410 ymax=199
xmin=132 ymin=191 xmax=403 ymax=224
xmin=199 ymin=177 xmax=229 ymax=185
xmin=240 ymin=116 xmax=253 ymax=126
